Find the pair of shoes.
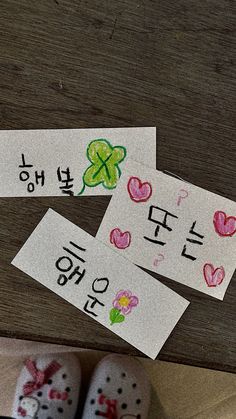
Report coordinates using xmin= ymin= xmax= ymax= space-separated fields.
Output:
xmin=11 ymin=353 xmax=151 ymax=418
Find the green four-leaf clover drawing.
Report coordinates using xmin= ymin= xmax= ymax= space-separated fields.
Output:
xmin=110 ymin=308 xmax=125 ymax=326
xmin=78 ymin=139 xmax=127 ymax=195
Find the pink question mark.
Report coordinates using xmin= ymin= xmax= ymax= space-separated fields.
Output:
xmin=177 ymin=189 xmax=189 ymax=206
xmin=153 ymin=254 xmax=165 ymax=267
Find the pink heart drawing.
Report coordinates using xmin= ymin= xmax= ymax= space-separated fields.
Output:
xmin=203 ymin=263 xmax=225 ymax=287
xmin=127 ymin=176 xmax=152 ymax=203
xmin=110 ymin=228 xmax=131 ymax=249
xmin=213 ymin=210 xmax=236 ymax=237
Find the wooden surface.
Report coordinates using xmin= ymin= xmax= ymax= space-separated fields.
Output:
xmin=0 ymin=0 xmax=235 ymax=373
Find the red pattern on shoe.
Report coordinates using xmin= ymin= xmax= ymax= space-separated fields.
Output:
xmin=96 ymin=393 xmax=118 ymax=418
xmin=48 ymin=389 xmax=69 ymax=401
xmin=17 ymin=406 xmax=27 ymax=417
xmin=23 ymin=359 xmax=61 ymax=396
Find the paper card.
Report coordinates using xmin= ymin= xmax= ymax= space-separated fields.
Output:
xmin=0 ymin=127 xmax=156 ymax=197
xmin=97 ymin=159 xmax=236 ymax=300
xmin=12 ymin=209 xmax=189 ymax=359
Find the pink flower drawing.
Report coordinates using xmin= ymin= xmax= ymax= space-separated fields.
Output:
xmin=113 ymin=290 xmax=139 ymax=315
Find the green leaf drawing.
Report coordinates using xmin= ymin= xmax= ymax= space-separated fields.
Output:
xmin=110 ymin=308 xmax=125 ymax=326
xmin=78 ymin=139 xmax=127 ymax=195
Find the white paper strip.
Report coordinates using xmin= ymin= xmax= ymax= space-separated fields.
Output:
xmin=97 ymin=159 xmax=236 ymax=300
xmin=12 ymin=209 xmax=189 ymax=359
xmin=0 ymin=127 xmax=156 ymax=197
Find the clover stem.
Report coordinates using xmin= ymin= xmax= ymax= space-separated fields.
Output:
xmin=77 ymin=183 xmax=86 ymax=196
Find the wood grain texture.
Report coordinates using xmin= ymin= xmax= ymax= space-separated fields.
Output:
xmin=0 ymin=0 xmax=235 ymax=372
